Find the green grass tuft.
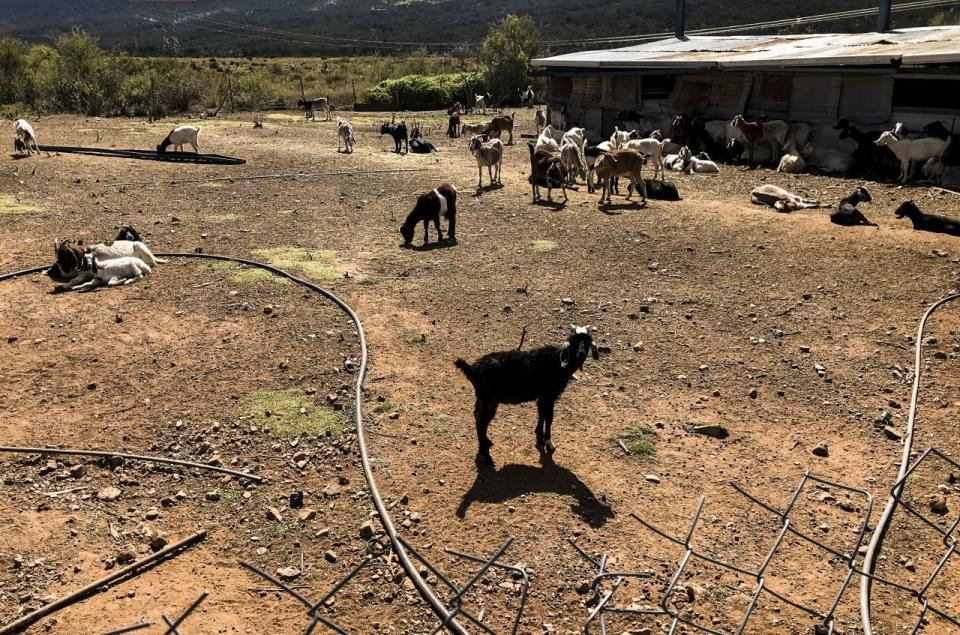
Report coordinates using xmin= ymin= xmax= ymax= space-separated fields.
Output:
xmin=252 ymin=247 xmax=340 ymax=281
xmin=373 ymin=401 xmax=395 ymax=414
xmin=531 ymin=240 xmax=557 ymax=253
xmin=237 ymin=389 xmax=344 ymax=437
xmin=623 ymin=425 xmax=658 ymax=462
xmin=0 ymin=194 xmax=40 ymax=216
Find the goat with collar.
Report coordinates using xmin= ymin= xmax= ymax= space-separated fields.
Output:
xmin=455 ymin=325 xmax=600 ymax=466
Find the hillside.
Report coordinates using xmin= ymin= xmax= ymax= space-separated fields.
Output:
xmin=1 ymin=0 xmax=954 ymax=57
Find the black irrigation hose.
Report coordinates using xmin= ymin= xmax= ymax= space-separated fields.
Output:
xmin=36 ymin=145 xmax=245 ymax=165
xmin=860 ymin=293 xmax=960 ymax=634
xmin=0 ymin=254 xmax=468 ymax=634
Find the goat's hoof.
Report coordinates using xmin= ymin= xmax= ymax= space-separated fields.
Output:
xmin=544 ymin=440 xmax=556 ymax=453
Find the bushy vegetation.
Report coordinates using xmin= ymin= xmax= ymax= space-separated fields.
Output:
xmin=480 ymin=15 xmax=541 ymax=104
xmin=0 ymin=30 xmax=474 ymax=116
xmin=366 ymin=72 xmax=486 ymax=109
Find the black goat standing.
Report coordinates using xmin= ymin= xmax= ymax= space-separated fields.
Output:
xmin=380 ymin=121 xmax=409 ymax=153
xmin=447 ymin=112 xmax=461 ymax=138
xmin=830 ymin=187 xmax=876 ymax=227
xmin=895 ymin=201 xmax=960 ymax=237
xmin=455 ymin=326 xmax=599 ymax=466
xmin=400 ymin=184 xmax=457 ymax=246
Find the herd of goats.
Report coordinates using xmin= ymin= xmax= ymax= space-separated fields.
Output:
xmin=8 ymin=100 xmax=960 ymax=464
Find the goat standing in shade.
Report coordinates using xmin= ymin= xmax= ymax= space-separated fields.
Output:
xmin=456 ymin=325 xmax=599 ymax=466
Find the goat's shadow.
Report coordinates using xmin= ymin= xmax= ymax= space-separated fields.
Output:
xmin=403 ymin=238 xmax=457 ymax=252
xmin=474 ymin=183 xmax=505 ymax=194
xmin=531 ymin=198 xmax=567 ymax=210
xmin=598 ymin=200 xmax=648 ymax=215
xmin=456 ymin=452 xmax=614 ymax=528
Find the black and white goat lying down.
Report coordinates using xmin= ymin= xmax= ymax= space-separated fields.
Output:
xmin=46 ymin=226 xmax=163 ymax=290
xmin=400 ymin=184 xmax=457 ymax=246
xmin=455 ymin=325 xmax=599 ymax=466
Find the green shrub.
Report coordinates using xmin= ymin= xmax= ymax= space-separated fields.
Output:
xmin=366 ymin=72 xmax=485 ymax=109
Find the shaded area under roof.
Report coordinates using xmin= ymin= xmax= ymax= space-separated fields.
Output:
xmin=532 ymin=26 xmax=960 ymax=70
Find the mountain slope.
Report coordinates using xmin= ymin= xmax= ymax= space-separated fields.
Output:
xmin=0 ymin=0 xmax=951 ymax=57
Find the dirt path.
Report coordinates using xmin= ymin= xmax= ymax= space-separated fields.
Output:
xmin=1 ymin=111 xmax=959 ymax=634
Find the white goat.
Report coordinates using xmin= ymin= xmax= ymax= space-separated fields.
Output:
xmin=61 ymin=255 xmax=152 ymax=291
xmin=559 ymin=140 xmax=587 ymax=184
xmin=802 ymin=142 xmax=854 ymax=174
xmin=685 ymin=150 xmax=719 ymax=174
xmin=337 ymin=118 xmax=355 ymax=153
xmin=157 ymin=126 xmax=201 ymax=153
xmin=535 ymin=127 xmax=562 ymax=154
xmin=777 ymin=139 xmax=806 ymax=173
xmin=876 ymin=128 xmax=948 ymax=183
xmin=461 ymin=122 xmax=489 ymax=137
xmin=14 ymin=119 xmax=39 ymax=155
xmin=610 ymin=126 xmax=634 ymax=149
xmin=624 ymin=136 xmax=671 ymax=180
xmin=474 ymin=94 xmax=488 ymax=114
xmin=560 ymin=127 xmax=587 ymax=174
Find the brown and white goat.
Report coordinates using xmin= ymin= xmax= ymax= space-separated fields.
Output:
xmin=468 ymin=135 xmax=503 ymax=189
xmin=594 ymin=148 xmax=649 ymax=205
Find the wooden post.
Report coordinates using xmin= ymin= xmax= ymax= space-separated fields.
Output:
xmin=299 ymin=75 xmax=305 ymax=98
xmin=227 ymin=73 xmax=235 ymax=113
xmin=352 ymin=79 xmax=358 ymax=107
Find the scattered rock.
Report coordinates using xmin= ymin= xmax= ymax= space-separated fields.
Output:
xmin=359 ymin=520 xmax=376 ymax=540
xmin=144 ymin=508 xmax=159 ymax=520
xmin=747 ymin=387 xmax=758 ymax=399
xmin=883 ymin=426 xmax=902 ymax=441
xmin=575 ymin=579 xmax=591 ymax=595
xmin=561 ymin=298 xmax=575 ymax=305
xmin=693 ymin=424 xmax=729 ymax=439
xmin=930 ymin=494 xmax=949 ymax=515
xmin=644 ymin=474 xmax=661 ymax=484
xmin=812 ymin=444 xmax=829 ymax=458
xmin=115 ymin=552 xmax=135 ymax=566
xmin=324 ymin=550 xmax=338 ymax=563
xmin=289 ymin=491 xmax=304 ymax=509
xmin=68 ymin=465 xmax=86 ymax=479
xmin=205 ymin=491 xmax=221 ymax=502
xmin=96 ymin=487 xmax=122 ymax=502
xmin=149 ymin=537 xmax=168 ymax=552
xmin=276 ymin=567 xmax=301 ymax=581
xmin=298 ymin=509 xmax=317 ymax=522
xmin=266 ymin=507 xmax=283 ymax=522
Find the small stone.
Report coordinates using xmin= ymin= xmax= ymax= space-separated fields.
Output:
xmin=97 ymin=487 xmax=122 ymax=502
xmin=205 ymin=491 xmax=221 ymax=502
xmin=561 ymin=298 xmax=575 ymax=305
xmin=149 ymin=536 xmax=168 ymax=552
xmin=276 ymin=567 xmax=301 ymax=581
xmin=930 ymin=494 xmax=949 ymax=515
xmin=144 ymin=508 xmax=159 ymax=520
xmin=748 ymin=387 xmax=758 ymax=399
xmin=324 ymin=550 xmax=338 ymax=563
xmin=298 ymin=509 xmax=317 ymax=522
xmin=116 ymin=552 xmax=135 ymax=566
xmin=799 ymin=345 xmax=811 ymax=353
xmin=575 ymin=579 xmax=591 ymax=595
xmin=267 ymin=507 xmax=283 ymax=522
xmin=263 ymin=305 xmax=274 ymax=315
xmin=68 ymin=465 xmax=86 ymax=479
xmin=905 ymin=560 xmax=917 ymax=572
xmin=644 ymin=474 xmax=661 ymax=484
xmin=812 ymin=444 xmax=829 ymax=458
xmin=883 ymin=426 xmax=902 ymax=441
xmin=693 ymin=424 xmax=729 ymax=439
xmin=115 ymin=314 xmax=123 ymax=324
xmin=359 ymin=520 xmax=376 ymax=540
xmin=289 ymin=491 xmax=304 ymax=509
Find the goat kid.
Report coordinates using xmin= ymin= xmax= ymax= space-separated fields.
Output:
xmin=534 ymin=107 xmax=546 ymax=134
xmin=400 ymin=184 xmax=457 ymax=246
xmin=455 ymin=325 xmax=599 ymax=465
xmin=59 ymin=254 xmax=152 ymax=291
xmin=337 ymin=118 xmax=355 ymax=153
xmin=594 ymin=148 xmax=649 ymax=205
xmin=830 ymin=187 xmax=875 ymax=227
xmin=469 ymin=135 xmax=503 ymax=189
xmin=750 ymin=185 xmax=823 ymax=212
xmin=895 ymin=201 xmax=960 ymax=237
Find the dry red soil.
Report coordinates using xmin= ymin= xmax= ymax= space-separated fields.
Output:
xmin=1 ymin=111 xmax=959 ymax=634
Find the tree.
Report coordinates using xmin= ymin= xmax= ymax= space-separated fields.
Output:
xmin=479 ymin=14 xmax=540 ymax=104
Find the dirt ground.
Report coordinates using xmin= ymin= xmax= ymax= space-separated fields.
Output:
xmin=1 ymin=109 xmax=960 ymax=635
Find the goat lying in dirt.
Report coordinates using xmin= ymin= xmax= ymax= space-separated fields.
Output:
xmin=750 ymin=185 xmax=823 ymax=212
xmin=400 ymin=184 xmax=457 ymax=246
xmin=895 ymin=201 xmax=960 ymax=237
xmin=46 ymin=227 xmax=164 ymax=285
xmin=830 ymin=187 xmax=875 ymax=227
xmin=455 ymin=325 xmax=599 ymax=465
xmin=58 ymin=254 xmax=152 ymax=291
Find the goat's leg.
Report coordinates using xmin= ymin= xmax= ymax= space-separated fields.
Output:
xmin=431 ymin=211 xmax=443 ymax=242
xmin=477 ymin=165 xmax=483 ymax=190
xmin=422 ymin=219 xmax=430 ymax=245
xmin=535 ymin=399 xmax=548 ymax=447
xmin=474 ymin=398 xmax=497 ymax=465
xmin=542 ymin=399 xmax=557 ymax=453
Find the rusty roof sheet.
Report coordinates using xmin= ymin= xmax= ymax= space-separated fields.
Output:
xmin=532 ymin=26 xmax=960 ymax=69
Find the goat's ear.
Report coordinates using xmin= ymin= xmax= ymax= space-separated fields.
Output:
xmin=559 ymin=341 xmax=571 ymax=368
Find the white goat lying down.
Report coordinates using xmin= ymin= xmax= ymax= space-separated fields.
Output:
xmin=47 ymin=229 xmax=165 ymax=286
xmin=60 ymin=254 xmax=152 ymax=291
xmin=750 ymin=184 xmax=824 ymax=212
xmin=14 ymin=119 xmax=39 ymax=155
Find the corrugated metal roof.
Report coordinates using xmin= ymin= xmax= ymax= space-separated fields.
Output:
xmin=532 ymin=26 xmax=960 ymax=70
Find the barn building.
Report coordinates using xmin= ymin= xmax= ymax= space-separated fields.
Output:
xmin=531 ymin=25 xmax=960 ymax=138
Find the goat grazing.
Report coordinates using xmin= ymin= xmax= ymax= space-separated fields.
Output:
xmin=750 ymin=185 xmax=823 ymax=212
xmin=534 ymin=107 xmax=546 ymax=134
xmin=380 ymin=121 xmax=409 ymax=154
xmin=487 ymin=113 xmax=515 ymax=145
xmin=400 ymin=184 xmax=457 ymax=246
xmin=469 ymin=135 xmax=503 ymax=189
xmin=14 ymin=119 xmax=39 ymax=155
xmin=559 ymin=140 xmax=587 ymax=184
xmin=297 ymin=97 xmax=330 ymax=121
xmin=830 ymin=187 xmax=875 ymax=227
xmin=59 ymin=254 xmax=152 ymax=291
xmin=876 ymin=127 xmax=948 ymax=183
xmin=455 ymin=325 xmax=599 ymax=465
xmin=157 ymin=126 xmax=200 ymax=154
xmin=594 ymin=148 xmax=649 ymax=205
xmin=527 ymin=142 xmax=567 ymax=203
xmin=895 ymin=201 xmax=960 ymax=237
xmin=337 ymin=118 xmax=355 ymax=153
